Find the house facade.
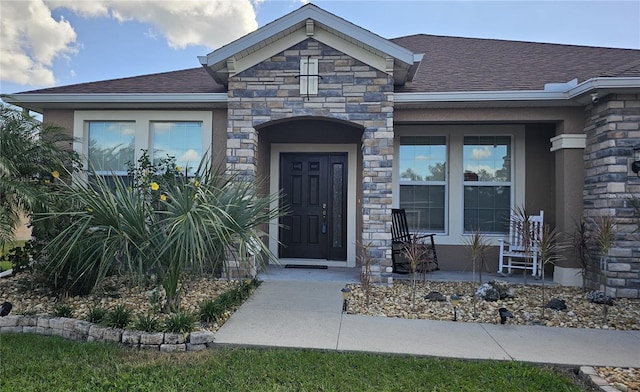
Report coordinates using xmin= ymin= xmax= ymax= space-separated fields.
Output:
xmin=5 ymin=4 xmax=640 ymax=297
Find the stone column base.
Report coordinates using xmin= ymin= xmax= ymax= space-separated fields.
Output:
xmin=553 ymin=266 xmax=583 ymax=287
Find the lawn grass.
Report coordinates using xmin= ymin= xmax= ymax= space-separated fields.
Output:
xmin=0 ymin=240 xmax=26 ymax=271
xmin=0 ymin=334 xmax=589 ymax=391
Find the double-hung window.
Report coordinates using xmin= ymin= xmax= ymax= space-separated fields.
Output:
xmin=396 ymin=125 xmax=521 ymax=241
xmin=462 ymin=136 xmax=511 ymax=233
xmin=398 ymin=136 xmax=447 ymax=232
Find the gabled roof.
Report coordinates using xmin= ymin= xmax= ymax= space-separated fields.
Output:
xmin=198 ymin=3 xmax=421 ymax=86
xmin=392 ymin=34 xmax=640 ymax=93
xmin=5 ymin=10 xmax=640 ymax=112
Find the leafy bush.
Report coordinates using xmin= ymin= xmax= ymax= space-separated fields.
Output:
xmin=39 ymin=150 xmax=284 ymax=310
xmin=86 ymin=307 xmax=107 ymax=324
xmin=105 ymin=305 xmax=132 ymax=329
xmin=199 ymin=300 xmax=226 ymax=323
xmin=163 ymin=311 xmax=196 ymax=333
xmin=199 ymin=279 xmax=261 ymax=324
xmin=134 ymin=314 xmax=160 ymax=332
xmin=53 ymin=304 xmax=74 ymax=318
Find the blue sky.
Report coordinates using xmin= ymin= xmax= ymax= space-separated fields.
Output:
xmin=1 ymin=0 xmax=639 ymax=96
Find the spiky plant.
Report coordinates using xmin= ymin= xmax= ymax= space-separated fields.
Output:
xmin=536 ymin=224 xmax=568 ymax=320
xmin=357 ymin=241 xmax=375 ymax=306
xmin=592 ymin=214 xmax=617 ymax=325
xmin=464 ymin=229 xmax=490 ymax=317
xmin=38 ymin=151 xmax=285 ymax=310
xmin=401 ymin=235 xmax=428 ymax=311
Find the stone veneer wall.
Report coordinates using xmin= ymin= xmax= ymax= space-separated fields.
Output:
xmin=583 ymin=93 xmax=640 ymax=299
xmin=226 ymin=38 xmax=395 ymax=260
xmin=0 ymin=315 xmax=216 ymax=352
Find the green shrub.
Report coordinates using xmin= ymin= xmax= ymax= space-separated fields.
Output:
xmin=199 ymin=300 xmax=225 ymax=323
xmin=105 ymin=305 xmax=132 ymax=329
xmin=86 ymin=307 xmax=107 ymax=324
xmin=52 ymin=303 xmax=74 ymax=318
xmin=134 ymin=314 xmax=160 ymax=332
xmin=163 ymin=311 xmax=196 ymax=333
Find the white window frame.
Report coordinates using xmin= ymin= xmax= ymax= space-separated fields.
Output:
xmin=394 ymin=124 xmax=525 ymax=246
xmin=74 ymin=110 xmax=213 ymax=178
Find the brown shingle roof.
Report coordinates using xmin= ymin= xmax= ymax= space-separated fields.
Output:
xmin=391 ymin=34 xmax=640 ymax=93
xmin=16 ymin=67 xmax=226 ymax=94
xmin=15 ymin=35 xmax=640 ymax=95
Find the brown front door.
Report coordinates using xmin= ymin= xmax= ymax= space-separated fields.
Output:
xmin=279 ymin=153 xmax=347 ymax=260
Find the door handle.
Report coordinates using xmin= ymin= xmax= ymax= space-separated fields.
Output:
xmin=322 ymin=203 xmax=327 ymax=233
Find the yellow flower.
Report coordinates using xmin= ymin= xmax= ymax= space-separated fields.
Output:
xmin=127 ymin=186 xmax=133 ymax=192
xmin=194 ymin=194 xmax=199 ymax=200
xmin=44 ymin=179 xmax=50 ymax=184
xmin=52 ymin=170 xmax=60 ymax=179
xmin=160 ymin=194 xmax=167 ymax=201
xmin=87 ymin=207 xmax=93 ymax=212
xmin=194 ymin=180 xmax=200 ymax=187
xmin=150 ymin=182 xmax=159 ymax=191
xmin=176 ymin=166 xmax=183 ymax=172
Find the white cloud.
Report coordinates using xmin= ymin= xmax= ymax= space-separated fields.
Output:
xmin=471 ymin=147 xmax=493 ymax=159
xmin=179 ymin=149 xmax=201 ymax=164
xmin=1 ymin=0 xmax=259 ymax=87
xmin=55 ymin=0 xmax=259 ymax=50
xmin=0 ymin=0 xmax=77 ymax=86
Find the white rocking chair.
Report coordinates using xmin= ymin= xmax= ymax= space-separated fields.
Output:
xmin=498 ymin=210 xmax=544 ymax=277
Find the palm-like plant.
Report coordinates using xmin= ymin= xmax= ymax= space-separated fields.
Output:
xmin=464 ymin=229 xmax=489 ymax=317
xmin=0 ymin=104 xmax=79 ymax=245
xmin=536 ymin=224 xmax=568 ymax=320
xmin=39 ymin=152 xmax=285 ymax=310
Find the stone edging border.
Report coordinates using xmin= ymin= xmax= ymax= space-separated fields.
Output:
xmin=579 ymin=366 xmax=625 ymax=392
xmin=0 ymin=315 xmax=214 ymax=352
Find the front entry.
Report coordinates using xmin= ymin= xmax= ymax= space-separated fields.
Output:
xmin=279 ymin=153 xmax=348 ymax=260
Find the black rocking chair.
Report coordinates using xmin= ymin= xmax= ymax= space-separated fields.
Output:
xmin=391 ymin=208 xmax=439 ymax=274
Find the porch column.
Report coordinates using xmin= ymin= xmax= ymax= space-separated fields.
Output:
xmin=551 ymin=131 xmax=586 ymax=287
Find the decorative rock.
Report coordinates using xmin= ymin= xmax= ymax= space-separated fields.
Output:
xmin=88 ymin=325 xmax=106 ymax=340
xmin=546 ymin=298 xmax=567 ymax=310
xmin=476 ymin=284 xmax=500 ymax=301
xmin=73 ymin=320 xmax=93 ymax=335
xmin=121 ymin=330 xmax=141 ymax=346
xmin=189 ymin=331 xmax=215 ymax=345
xmin=160 ymin=344 xmax=186 ymax=353
xmin=18 ymin=316 xmax=37 ymax=327
xmin=140 ymin=344 xmax=160 ymax=351
xmin=425 ymin=291 xmax=446 ymax=302
xmin=186 ymin=343 xmax=207 ymax=351
xmin=102 ymin=328 xmax=122 ymax=342
xmin=0 ymin=315 xmax=18 ymax=327
xmin=1 ymin=326 xmax=22 ymax=333
xmin=140 ymin=332 xmax=164 ymax=345
xmin=586 ymin=290 xmax=615 ymax=305
xmin=164 ymin=332 xmax=186 ymax=344
xmin=36 ymin=317 xmax=49 ymax=328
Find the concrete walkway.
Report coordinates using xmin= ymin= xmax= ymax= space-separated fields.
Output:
xmin=215 ymin=267 xmax=640 ymax=368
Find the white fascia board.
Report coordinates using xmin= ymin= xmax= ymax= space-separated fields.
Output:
xmin=3 ymin=93 xmax=228 ymax=105
xmin=567 ymin=77 xmax=640 ymax=97
xmin=201 ymin=4 xmax=415 ymax=68
xmin=395 ymin=77 xmax=640 ymax=105
xmin=395 ymin=90 xmax=569 ymax=103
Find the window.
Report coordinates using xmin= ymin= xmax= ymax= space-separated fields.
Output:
xmin=299 ymin=58 xmax=319 ymax=96
xmin=399 ymin=136 xmax=447 ymax=231
xmin=88 ymin=121 xmax=135 ymax=176
xmin=463 ymin=136 xmax=511 ymax=233
xmin=75 ymin=111 xmax=213 ymax=180
xmin=151 ymin=122 xmax=203 ymax=174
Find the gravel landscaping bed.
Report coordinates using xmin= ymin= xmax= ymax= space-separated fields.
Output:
xmin=1 ymin=272 xmax=638 ymax=390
